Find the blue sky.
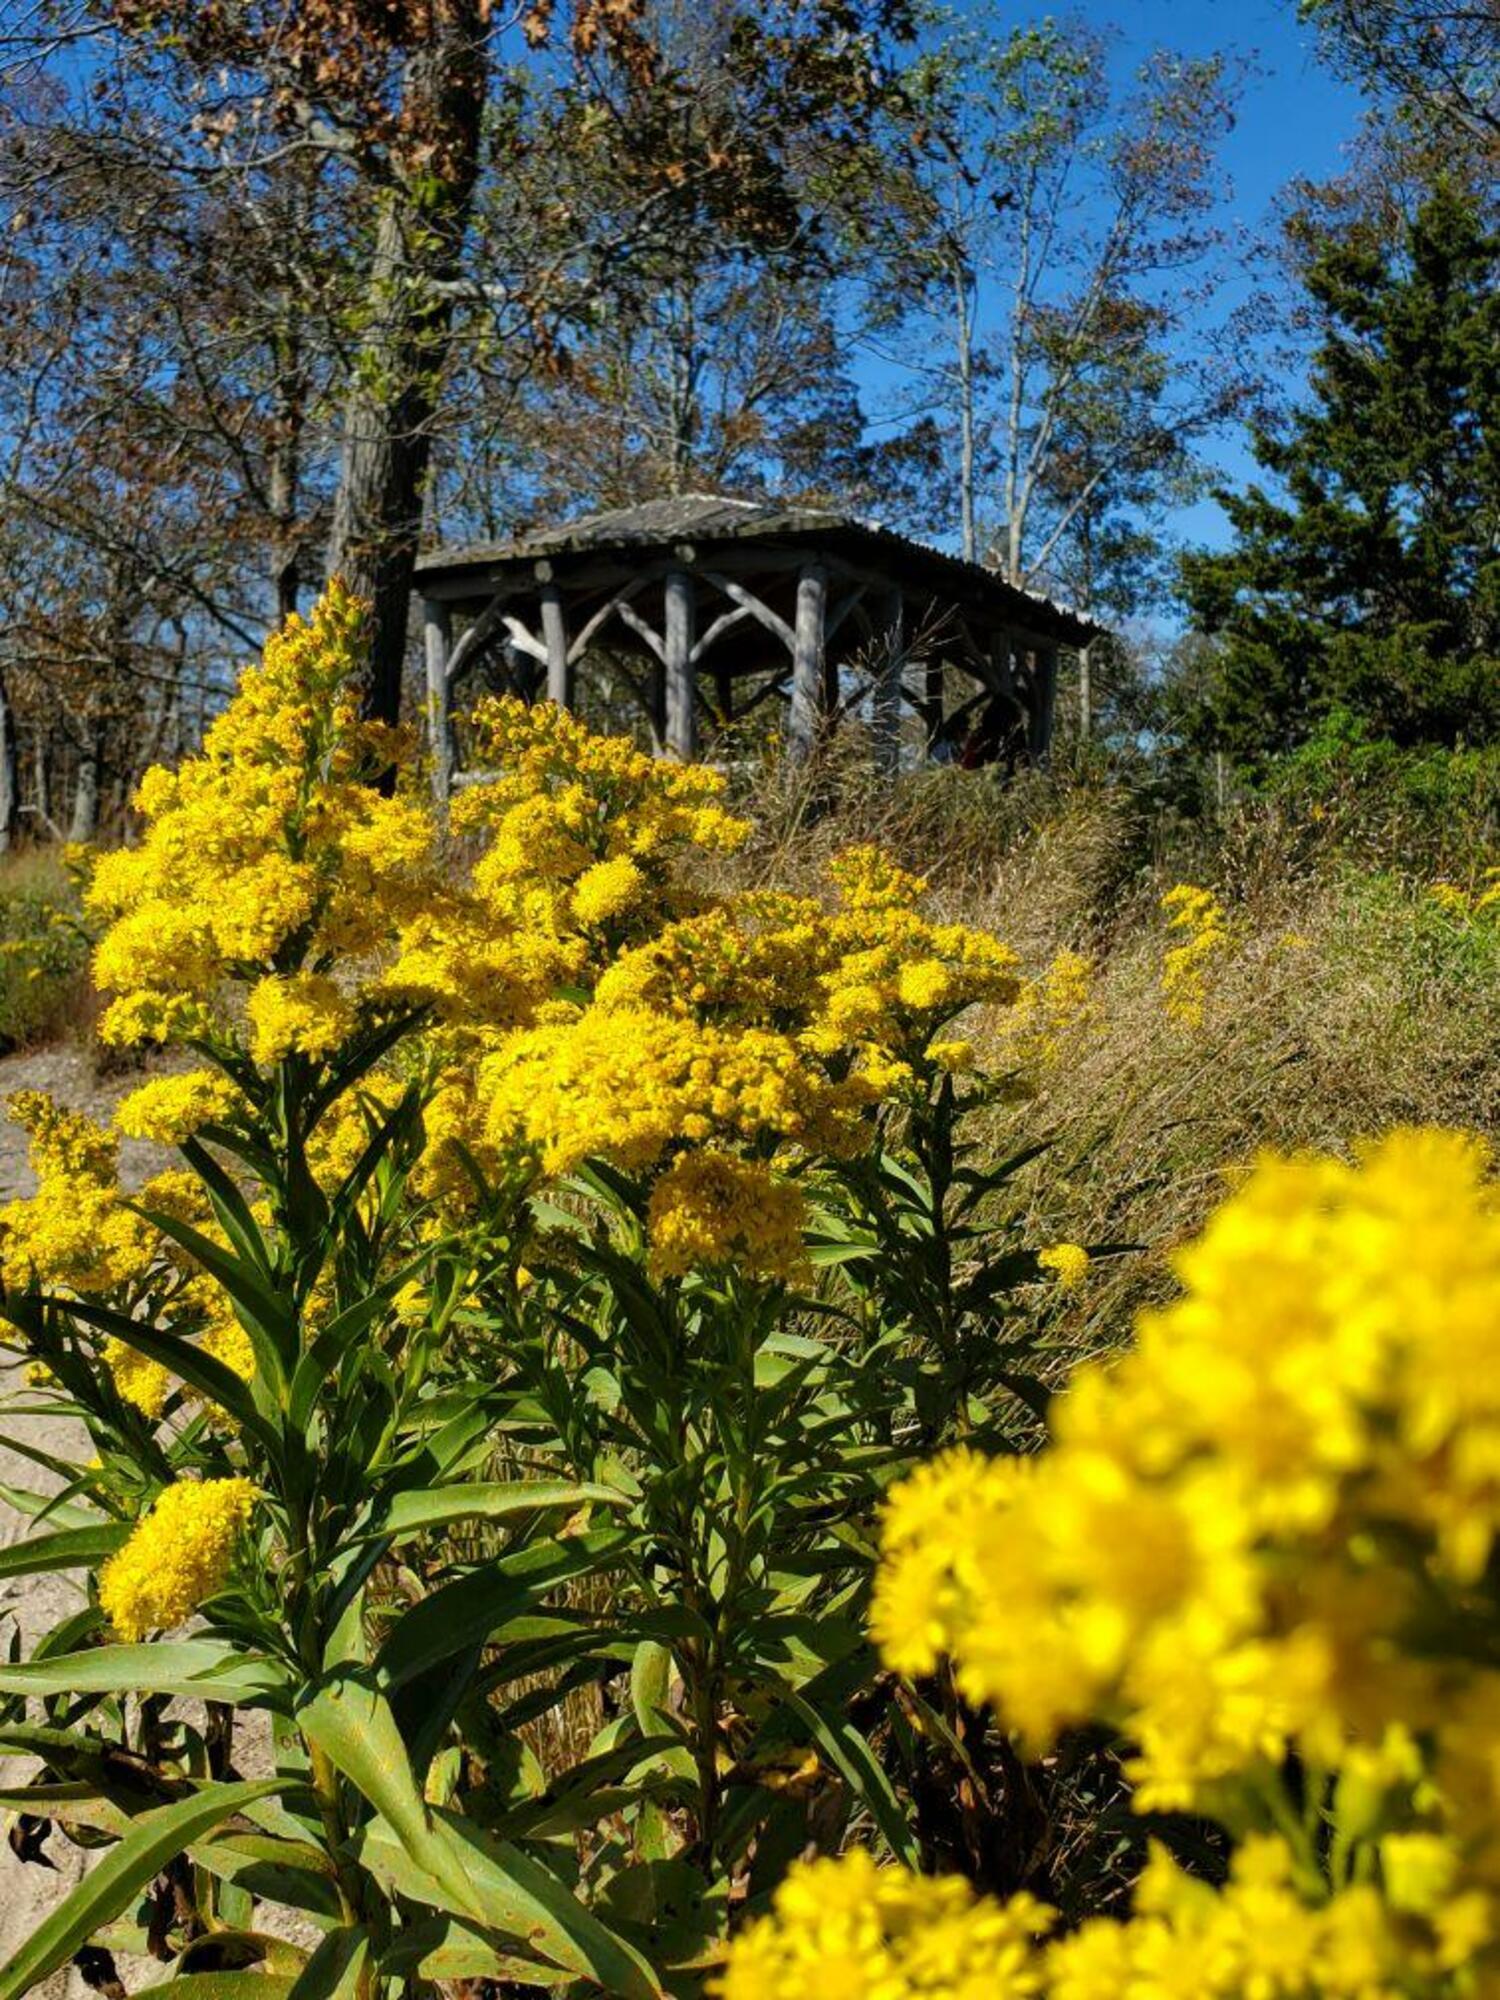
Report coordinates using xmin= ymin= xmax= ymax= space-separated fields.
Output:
xmin=874 ymin=0 xmax=1371 ymax=568
xmin=1113 ymin=0 xmax=1368 ymax=549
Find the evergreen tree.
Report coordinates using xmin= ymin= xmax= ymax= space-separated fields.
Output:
xmin=1181 ymin=178 xmax=1500 ymax=760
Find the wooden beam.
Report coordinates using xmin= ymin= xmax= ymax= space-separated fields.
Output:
xmin=615 ymin=599 xmax=668 ymax=665
xmin=663 ymin=568 xmax=697 ymax=761
xmin=566 ymin=576 xmax=651 ymax=664
xmin=445 ymin=586 xmax=519 ymax=687
xmin=697 ymin=570 xmax=797 ymax=655
xmin=423 ymin=598 xmax=454 ymax=805
xmin=539 ymin=582 xmax=571 ymax=708
xmin=871 ymin=588 xmax=903 ymax=775
xmin=788 ymin=561 xmax=827 ymax=761
xmin=689 ymin=601 xmax=755 ymax=665
xmin=502 ymin=615 xmax=548 ymax=666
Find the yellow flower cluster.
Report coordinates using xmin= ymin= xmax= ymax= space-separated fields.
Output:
xmin=1037 ymin=1241 xmax=1089 ymax=1290
xmin=480 ymin=1007 xmax=865 ymax=1180
xmin=715 ymin=1849 xmax=1052 ymax=2000
xmin=1431 ymin=868 xmax=1500 ymax=921
xmin=85 ymin=583 xmax=435 ymax=1059
xmin=1159 ymin=883 xmax=1228 ymax=1028
xmin=380 ymin=693 xmax=751 ymax=1035
xmin=720 ymin=1835 xmax=1448 ymax=2000
xmin=594 ymin=847 xmax=1019 ymax=1073
xmin=647 ymin=1150 xmax=808 ymax=1282
xmin=474 ymin=840 xmax=1021 ymax=1268
xmin=114 ymin=1069 xmax=242 ymax=1144
xmin=0 ymin=1094 xmax=154 ymax=1295
xmin=0 ymin=1096 xmax=255 ymax=1414
xmin=872 ymin=1128 xmax=1500 ymax=1825
xmin=98 ymin=1477 xmax=257 ymax=1641
xmin=1005 ymin=948 xmax=1096 ymax=1067
xmin=52 ymin=594 xmax=1029 ymax=1285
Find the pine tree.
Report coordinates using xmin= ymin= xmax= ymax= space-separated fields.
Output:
xmin=1181 ymin=178 xmax=1500 ymax=760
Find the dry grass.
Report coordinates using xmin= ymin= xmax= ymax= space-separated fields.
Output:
xmin=721 ymin=744 xmax=1500 ymax=1359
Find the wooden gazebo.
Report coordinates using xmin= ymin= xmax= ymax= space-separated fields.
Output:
xmin=417 ymin=494 xmax=1099 ymax=798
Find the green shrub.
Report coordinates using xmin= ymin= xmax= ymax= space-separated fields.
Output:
xmin=0 ymin=852 xmax=91 ymax=1050
xmin=1265 ymin=707 xmax=1500 ymax=873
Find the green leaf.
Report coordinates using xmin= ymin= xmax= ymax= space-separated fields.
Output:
xmin=58 ymin=1298 xmax=274 ymax=1452
xmin=0 ymin=1483 xmax=103 ymax=1530
xmin=365 ymin=1480 xmax=625 ymax=1543
xmin=0 ymin=1643 xmax=288 ymax=1707
xmin=135 ymin=1207 xmax=295 ymax=1381
xmin=380 ymin=1918 xmax=571 ymax=1987
xmin=287 ymin=1289 xmax=398 ymax=1433
xmin=285 ymin=1928 xmax=369 ymax=2000
xmin=780 ymin=1687 xmax=920 ymax=1869
xmin=295 ymin=1673 xmax=474 ymax=1915
xmin=354 ymin=1813 xmax=664 ymax=1999
xmin=178 ymin=1136 xmax=278 ymax=1282
xmin=139 ymin=1977 xmax=295 ymax=2000
xmin=630 ymin=1640 xmax=672 ymax=1738
xmin=0 ymin=1779 xmax=279 ymax=2000
xmin=0 ymin=1523 xmax=128 ymax=1579
xmin=189 ymin=1832 xmax=343 ymax=1920
xmin=376 ymin=1529 xmax=634 ymax=1688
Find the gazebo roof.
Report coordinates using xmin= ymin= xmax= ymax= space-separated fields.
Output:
xmin=416 ymin=493 xmax=1099 ymax=647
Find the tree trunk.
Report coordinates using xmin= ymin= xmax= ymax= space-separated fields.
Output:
xmin=69 ymin=719 xmax=102 ymax=844
xmin=954 ymin=257 xmax=978 ymax=565
xmin=325 ymin=1 xmax=486 ymax=724
xmin=0 ymin=670 xmax=18 ymax=854
xmin=32 ymin=731 xmax=56 ymax=840
xmin=269 ymin=305 xmax=305 ymax=625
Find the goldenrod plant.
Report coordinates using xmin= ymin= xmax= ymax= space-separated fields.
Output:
xmin=8 ymin=588 xmax=1496 ymax=2000
xmin=0 ymin=587 xmax=1063 ymax=1997
xmin=727 ymin=1127 xmax=1500 ymax=1997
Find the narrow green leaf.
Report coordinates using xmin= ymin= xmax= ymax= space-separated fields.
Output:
xmin=365 ymin=1480 xmax=624 ymax=1543
xmin=0 ymin=1643 xmax=288 ymax=1707
xmin=376 ymin=1530 xmax=633 ymax=1688
xmin=139 ymin=1977 xmax=295 ymax=2000
xmin=354 ymin=1814 xmax=664 ymax=1999
xmin=780 ymin=1689 xmax=920 ymax=1869
xmin=0 ymin=1484 xmax=103 ymax=1530
xmin=178 ymin=1136 xmax=277 ymax=1281
xmin=286 ymin=1927 xmax=368 ymax=2000
xmin=0 ymin=1523 xmax=128 ymax=1580
xmin=135 ymin=1208 xmax=294 ymax=1380
xmin=630 ymin=1641 xmax=672 ymax=1738
xmin=58 ymin=1298 xmax=274 ymax=1451
xmin=295 ymin=1673 xmax=474 ymax=1916
xmin=0 ymin=1778 xmax=278 ymax=2000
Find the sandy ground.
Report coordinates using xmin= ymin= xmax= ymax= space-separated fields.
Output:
xmin=0 ymin=1050 xmax=288 ymax=1995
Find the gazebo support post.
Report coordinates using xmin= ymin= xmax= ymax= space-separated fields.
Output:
xmin=423 ymin=597 xmax=454 ymax=806
xmin=539 ymin=580 xmax=572 ymax=709
xmin=1029 ymin=641 xmax=1059 ymax=763
xmin=663 ymin=568 xmax=697 ymax=760
xmin=789 ymin=561 xmax=827 ymax=760
xmin=872 ymin=588 xmax=904 ymax=774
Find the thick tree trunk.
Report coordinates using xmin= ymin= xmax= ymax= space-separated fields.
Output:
xmin=269 ymin=308 xmax=304 ymax=625
xmin=32 ymin=731 xmax=56 ymax=840
xmin=69 ymin=719 xmax=102 ymax=844
xmin=325 ymin=1 xmax=486 ymax=724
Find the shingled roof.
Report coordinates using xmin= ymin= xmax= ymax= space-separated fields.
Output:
xmin=416 ymin=493 xmax=1099 ymax=646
